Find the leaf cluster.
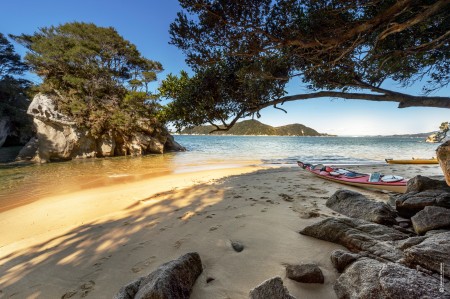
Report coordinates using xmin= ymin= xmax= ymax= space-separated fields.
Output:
xmin=0 ymin=33 xmax=33 ymax=131
xmin=159 ymin=55 xmax=288 ymax=132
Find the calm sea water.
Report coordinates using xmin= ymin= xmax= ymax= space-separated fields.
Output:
xmin=0 ymin=135 xmax=439 ymax=210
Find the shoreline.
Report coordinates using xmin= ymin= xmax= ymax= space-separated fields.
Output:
xmin=0 ymin=163 xmax=444 ymax=298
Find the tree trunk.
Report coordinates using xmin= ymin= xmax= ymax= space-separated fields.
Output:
xmin=436 ymin=141 xmax=450 ymax=186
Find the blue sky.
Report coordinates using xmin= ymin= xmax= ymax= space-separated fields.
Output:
xmin=1 ymin=0 xmax=448 ymax=136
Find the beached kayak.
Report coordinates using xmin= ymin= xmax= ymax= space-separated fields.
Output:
xmin=385 ymin=158 xmax=438 ymax=164
xmin=297 ymin=161 xmax=407 ymax=193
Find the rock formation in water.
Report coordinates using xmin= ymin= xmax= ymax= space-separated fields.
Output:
xmin=17 ymin=93 xmax=184 ymax=162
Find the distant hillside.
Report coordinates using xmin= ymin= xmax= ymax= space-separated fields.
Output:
xmin=180 ymin=120 xmax=328 ymax=136
xmin=381 ymin=132 xmax=435 ymax=138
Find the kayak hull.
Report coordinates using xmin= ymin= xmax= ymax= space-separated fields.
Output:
xmin=385 ymin=158 xmax=438 ymax=164
xmin=298 ymin=162 xmax=407 ymax=193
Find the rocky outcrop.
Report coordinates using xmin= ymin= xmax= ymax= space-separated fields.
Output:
xmin=300 ymin=217 xmax=408 ymax=262
xmin=395 ymin=176 xmax=450 ymax=218
xmin=249 ymin=277 xmax=296 ymax=299
xmin=300 ymin=178 xmax=450 ymax=299
xmin=437 ymin=141 xmax=450 ymax=186
xmin=411 ymin=206 xmax=450 ymax=234
xmin=286 ymin=264 xmax=324 ymax=283
xmin=24 ymin=93 xmax=184 ymax=162
xmin=330 ymin=250 xmax=360 ymax=273
xmin=404 ymin=232 xmax=450 ymax=278
xmin=326 ymin=190 xmax=397 ymax=224
xmin=114 ymin=252 xmax=202 ymax=299
xmin=15 ymin=137 xmax=39 ymax=161
xmin=164 ymin=134 xmax=186 ymax=152
xmin=334 ymin=258 xmax=447 ymax=299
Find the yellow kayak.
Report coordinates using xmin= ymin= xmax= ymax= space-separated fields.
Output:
xmin=385 ymin=158 xmax=438 ymax=164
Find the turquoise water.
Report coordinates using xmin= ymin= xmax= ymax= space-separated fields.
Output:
xmin=174 ymin=135 xmax=438 ymax=165
xmin=0 ymin=135 xmax=439 ymax=210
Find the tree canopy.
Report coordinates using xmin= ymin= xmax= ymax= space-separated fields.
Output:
xmin=0 ymin=33 xmax=33 ymax=138
xmin=13 ymin=22 xmax=164 ymax=137
xmin=163 ymin=0 xmax=450 ymax=131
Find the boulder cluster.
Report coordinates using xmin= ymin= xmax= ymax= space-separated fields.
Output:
xmin=300 ymin=176 xmax=450 ymax=299
xmin=114 ymin=175 xmax=449 ymax=298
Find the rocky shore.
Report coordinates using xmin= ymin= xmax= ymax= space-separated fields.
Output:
xmin=11 ymin=93 xmax=185 ymax=163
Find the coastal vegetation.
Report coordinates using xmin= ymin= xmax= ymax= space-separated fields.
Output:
xmin=0 ymin=33 xmax=33 ymax=146
xmin=163 ymin=0 xmax=449 ymax=132
xmin=12 ymin=22 xmax=165 ymax=138
xmin=180 ymin=119 xmax=324 ymax=136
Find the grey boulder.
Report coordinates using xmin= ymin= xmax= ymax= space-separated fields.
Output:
xmin=330 ymin=250 xmax=360 ymax=273
xmin=411 ymin=206 xmax=450 ymax=235
xmin=249 ymin=276 xmax=296 ymax=299
xmin=404 ymin=231 xmax=450 ymax=278
xmin=406 ymin=175 xmax=450 ymax=193
xmin=395 ymin=176 xmax=450 ymax=218
xmin=286 ymin=264 xmax=324 ymax=283
xmin=326 ymin=190 xmax=397 ymax=224
xmin=334 ymin=258 xmax=448 ymax=299
xmin=114 ymin=252 xmax=202 ymax=299
xmin=300 ymin=217 xmax=408 ymax=262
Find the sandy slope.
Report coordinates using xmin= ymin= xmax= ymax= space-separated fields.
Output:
xmin=0 ymin=163 xmax=444 ymax=298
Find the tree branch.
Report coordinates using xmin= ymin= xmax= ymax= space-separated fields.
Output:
xmin=249 ymin=90 xmax=450 ymax=114
xmin=377 ymin=0 xmax=450 ymax=41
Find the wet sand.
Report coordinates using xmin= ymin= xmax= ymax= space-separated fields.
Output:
xmin=0 ymin=163 xmax=444 ymax=298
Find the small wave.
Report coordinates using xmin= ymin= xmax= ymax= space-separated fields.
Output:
xmin=262 ymin=156 xmax=381 ymax=166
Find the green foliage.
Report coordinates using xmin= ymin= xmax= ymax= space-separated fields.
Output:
xmin=166 ymin=0 xmax=450 ymax=129
xmin=12 ymin=22 xmax=164 ymax=137
xmin=159 ymin=57 xmax=287 ymax=131
xmin=0 ymin=33 xmax=33 ymax=137
xmin=0 ymin=33 xmax=27 ymax=78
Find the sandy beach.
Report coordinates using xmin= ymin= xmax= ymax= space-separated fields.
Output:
xmin=0 ymin=163 xmax=444 ymax=298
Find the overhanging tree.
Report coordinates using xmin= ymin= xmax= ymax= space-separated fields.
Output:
xmin=163 ymin=0 xmax=450 ymax=131
xmin=12 ymin=22 xmax=164 ymax=137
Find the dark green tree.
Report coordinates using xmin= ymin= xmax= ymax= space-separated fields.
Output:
xmin=164 ymin=0 xmax=450 ymax=131
xmin=0 ymin=33 xmax=33 ymax=145
xmin=13 ymin=22 xmax=163 ymax=137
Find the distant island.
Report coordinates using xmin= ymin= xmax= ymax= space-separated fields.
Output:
xmin=379 ymin=132 xmax=435 ymax=138
xmin=179 ymin=120 xmax=332 ymax=136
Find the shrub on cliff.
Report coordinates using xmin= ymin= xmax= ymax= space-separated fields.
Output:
xmin=12 ymin=22 xmax=164 ymax=137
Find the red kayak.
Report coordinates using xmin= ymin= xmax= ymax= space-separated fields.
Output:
xmin=297 ymin=161 xmax=407 ymax=193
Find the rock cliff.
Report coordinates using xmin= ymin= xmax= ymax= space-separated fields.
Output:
xmin=17 ymin=93 xmax=184 ymax=162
